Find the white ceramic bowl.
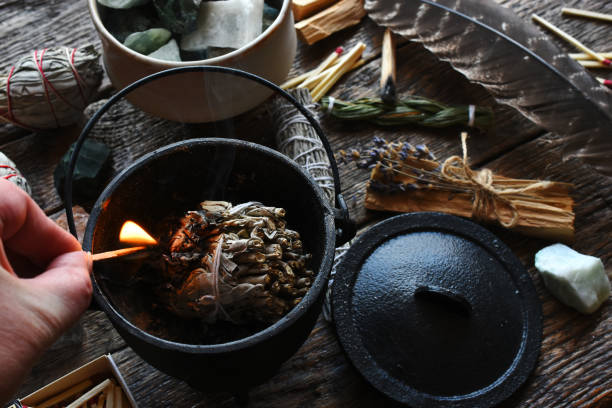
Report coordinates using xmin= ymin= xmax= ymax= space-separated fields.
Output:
xmin=88 ymin=0 xmax=297 ymax=122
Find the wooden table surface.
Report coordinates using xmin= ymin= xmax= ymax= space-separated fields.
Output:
xmin=2 ymin=0 xmax=611 ymax=407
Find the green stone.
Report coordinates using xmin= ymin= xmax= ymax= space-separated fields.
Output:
xmin=101 ymin=6 xmax=160 ymax=43
xmin=97 ymin=0 xmax=150 ymax=9
xmin=123 ymin=28 xmax=172 ymax=54
xmin=54 ymin=140 xmax=111 ymax=201
xmin=535 ymin=244 xmax=611 ymax=314
xmin=153 ymin=0 xmax=202 ymax=34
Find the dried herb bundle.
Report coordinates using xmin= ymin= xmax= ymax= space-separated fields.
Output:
xmin=321 ymin=96 xmax=494 ymax=128
xmin=267 ymin=88 xmax=335 ymax=204
xmin=343 ymin=134 xmax=575 ymax=241
xmin=0 ymin=46 xmax=103 ymax=130
xmin=159 ymin=201 xmax=313 ymax=325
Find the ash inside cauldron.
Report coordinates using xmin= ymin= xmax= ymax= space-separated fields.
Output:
xmin=101 ymin=200 xmax=313 ymax=344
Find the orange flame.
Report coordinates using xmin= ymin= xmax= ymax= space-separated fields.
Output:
xmin=119 ymin=221 xmax=157 ymax=246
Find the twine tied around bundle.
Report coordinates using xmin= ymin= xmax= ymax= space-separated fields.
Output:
xmin=441 ymin=133 xmax=552 ymax=228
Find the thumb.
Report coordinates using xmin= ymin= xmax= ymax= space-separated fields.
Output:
xmin=0 ymin=252 xmax=91 ymax=404
xmin=27 ymin=251 xmax=93 ymax=339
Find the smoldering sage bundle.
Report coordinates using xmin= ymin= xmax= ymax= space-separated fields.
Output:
xmin=0 ymin=46 xmax=103 ymax=130
xmin=159 ymin=201 xmax=313 ymax=325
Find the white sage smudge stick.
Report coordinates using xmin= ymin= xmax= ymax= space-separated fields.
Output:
xmin=0 ymin=151 xmax=31 ymax=195
xmin=266 ymin=88 xmax=335 ymax=204
xmin=267 ymin=88 xmax=346 ymax=324
xmin=0 ymin=45 xmax=103 ymax=130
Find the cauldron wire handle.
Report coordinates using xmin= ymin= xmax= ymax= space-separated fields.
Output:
xmin=64 ymin=66 xmax=355 ymax=245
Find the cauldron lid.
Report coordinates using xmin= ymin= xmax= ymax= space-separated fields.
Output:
xmin=332 ymin=212 xmax=541 ymax=407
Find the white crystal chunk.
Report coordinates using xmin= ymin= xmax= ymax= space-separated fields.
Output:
xmin=535 ymin=244 xmax=610 ymax=314
xmin=180 ymin=0 xmax=264 ymax=51
xmin=148 ymin=39 xmax=181 ymax=61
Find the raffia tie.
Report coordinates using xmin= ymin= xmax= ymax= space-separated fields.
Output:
xmin=440 ymin=133 xmax=550 ymax=228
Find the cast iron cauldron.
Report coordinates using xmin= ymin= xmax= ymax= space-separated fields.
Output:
xmin=64 ymin=67 xmax=355 ymax=391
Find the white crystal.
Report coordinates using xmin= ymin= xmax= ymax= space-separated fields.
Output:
xmin=148 ymin=39 xmax=181 ymax=62
xmin=535 ymin=244 xmax=610 ymax=314
xmin=180 ymin=0 xmax=264 ymax=51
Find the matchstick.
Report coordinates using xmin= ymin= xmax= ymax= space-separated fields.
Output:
xmin=311 ymin=42 xmax=366 ymax=102
xmin=596 ymin=77 xmax=612 ymax=89
xmin=532 ymin=14 xmax=611 ymax=65
xmin=562 ymin=7 xmax=612 ymax=23
xmin=298 ymin=57 xmax=365 ymax=91
xmin=380 ymin=28 xmax=397 ymax=105
xmin=91 ymin=246 xmax=148 ymax=262
xmin=37 ymin=380 xmax=94 ymax=408
xmin=281 ymin=48 xmax=343 ymax=89
xmin=577 ymin=60 xmax=612 ymax=69
xmin=65 ymin=379 xmax=112 ymax=408
xmin=569 ymin=52 xmax=612 ymax=61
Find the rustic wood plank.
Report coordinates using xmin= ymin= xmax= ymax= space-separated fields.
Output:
xmin=6 ymin=0 xmax=612 ymax=407
xmin=483 ymin=134 xmax=612 ymax=408
xmin=108 ymin=131 xmax=611 ymax=408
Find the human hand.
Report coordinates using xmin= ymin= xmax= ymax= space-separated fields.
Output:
xmin=0 ymin=179 xmax=92 ymax=404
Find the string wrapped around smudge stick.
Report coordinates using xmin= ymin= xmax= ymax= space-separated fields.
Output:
xmin=0 ymin=45 xmax=103 ymax=130
xmin=158 ymin=201 xmax=313 ymax=325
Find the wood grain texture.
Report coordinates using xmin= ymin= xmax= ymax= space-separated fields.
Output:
xmin=3 ymin=0 xmax=610 ymax=406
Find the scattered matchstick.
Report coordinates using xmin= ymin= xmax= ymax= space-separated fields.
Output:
xmin=281 ymin=44 xmax=368 ymax=95
xmin=562 ymin=7 xmax=612 ymax=23
xmin=311 ymin=42 xmax=366 ymax=102
xmin=281 ymin=47 xmax=343 ymax=89
xmin=597 ymin=77 xmax=612 ymax=89
xmin=91 ymin=246 xmax=148 ymax=262
xmin=569 ymin=51 xmax=612 ymax=61
xmin=532 ymin=14 xmax=611 ymax=65
xmin=380 ymin=28 xmax=397 ymax=105
xmin=577 ymin=60 xmax=612 ymax=69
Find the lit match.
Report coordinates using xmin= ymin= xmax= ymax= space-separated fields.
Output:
xmin=91 ymin=221 xmax=157 ymax=262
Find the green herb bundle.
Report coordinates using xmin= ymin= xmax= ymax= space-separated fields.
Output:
xmin=320 ymin=96 xmax=493 ymax=128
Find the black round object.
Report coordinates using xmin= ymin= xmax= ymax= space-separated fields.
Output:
xmin=66 ymin=66 xmax=356 ymax=392
xmin=83 ymin=138 xmax=336 ymax=390
xmin=332 ymin=212 xmax=542 ymax=408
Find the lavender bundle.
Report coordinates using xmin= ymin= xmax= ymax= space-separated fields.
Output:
xmin=159 ymin=201 xmax=313 ymax=325
xmin=342 ymin=134 xmax=575 ymax=241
